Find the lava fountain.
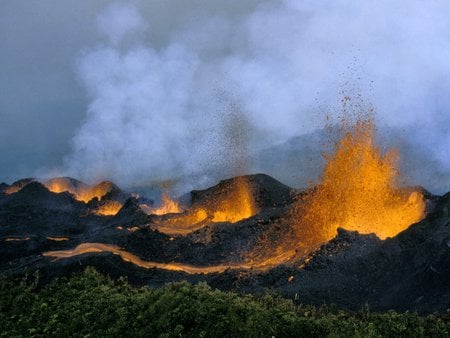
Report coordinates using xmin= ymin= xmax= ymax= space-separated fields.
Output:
xmin=148 ymin=176 xmax=258 ymax=235
xmin=140 ymin=192 xmax=183 ymax=215
xmin=292 ymin=117 xmax=426 ymax=244
xmin=41 ymin=117 xmax=427 ymax=273
xmin=209 ymin=176 xmax=257 ymax=223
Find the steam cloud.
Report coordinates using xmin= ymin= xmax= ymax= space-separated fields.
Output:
xmin=63 ymin=1 xmax=450 ymax=194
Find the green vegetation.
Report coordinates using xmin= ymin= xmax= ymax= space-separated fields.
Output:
xmin=1 ymin=268 xmax=448 ymax=337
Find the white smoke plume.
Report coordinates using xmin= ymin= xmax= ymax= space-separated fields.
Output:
xmin=63 ymin=1 xmax=450 ymax=194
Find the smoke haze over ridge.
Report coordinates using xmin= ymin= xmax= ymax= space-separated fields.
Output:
xmin=1 ymin=1 xmax=449 ymax=194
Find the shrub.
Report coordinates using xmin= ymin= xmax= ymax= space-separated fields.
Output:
xmin=0 ymin=268 xmax=448 ymax=337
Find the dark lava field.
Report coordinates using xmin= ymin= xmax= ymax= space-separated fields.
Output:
xmin=0 ymin=174 xmax=449 ymax=313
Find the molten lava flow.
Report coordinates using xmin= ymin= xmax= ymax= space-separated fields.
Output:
xmin=141 ymin=192 xmax=182 ymax=215
xmin=210 ymin=176 xmax=257 ymax=223
xmin=43 ymin=243 xmax=294 ymax=274
xmin=93 ymin=201 xmax=123 ymax=216
xmin=4 ymin=237 xmax=30 ymax=241
xmin=44 ymin=178 xmax=113 ymax=203
xmin=154 ymin=209 xmax=209 ymax=235
xmin=292 ymin=118 xmax=426 ymax=242
xmin=47 ymin=237 xmax=70 ymax=241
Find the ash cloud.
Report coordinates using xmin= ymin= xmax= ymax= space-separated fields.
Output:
xmin=62 ymin=1 xmax=450 ymax=194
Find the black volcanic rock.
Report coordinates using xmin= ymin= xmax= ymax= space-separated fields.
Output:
xmin=372 ymin=191 xmax=450 ymax=312
xmin=112 ymin=197 xmax=149 ymax=225
xmin=44 ymin=177 xmax=130 ymax=204
xmin=44 ymin=177 xmax=88 ymax=191
xmin=98 ymin=181 xmax=131 ymax=203
xmin=0 ymin=182 xmax=9 ymax=192
xmin=0 ymin=181 xmax=84 ymax=211
xmin=300 ymin=228 xmax=382 ymax=271
xmin=190 ymin=173 xmax=294 ymax=209
xmin=4 ymin=178 xmax=36 ymax=193
xmin=263 ymin=194 xmax=450 ymax=313
xmin=0 ymin=174 xmax=448 ymax=314
xmin=86 ymin=181 xmax=131 ymax=213
xmin=0 ymin=181 xmax=88 ymax=233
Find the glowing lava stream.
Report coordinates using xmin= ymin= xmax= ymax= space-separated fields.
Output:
xmin=4 ymin=237 xmax=30 ymax=242
xmin=47 ymin=237 xmax=70 ymax=241
xmin=43 ymin=243 xmax=296 ymax=274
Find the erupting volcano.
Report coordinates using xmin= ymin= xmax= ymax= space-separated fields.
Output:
xmin=24 ymin=117 xmax=425 ymax=246
xmin=0 ymin=116 xmax=448 ymax=313
xmin=3 ymin=2 xmax=450 ymax=334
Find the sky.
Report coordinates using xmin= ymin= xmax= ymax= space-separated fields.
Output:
xmin=1 ymin=0 xmax=449 ymax=194
xmin=0 ymin=1 xmax=260 ymax=181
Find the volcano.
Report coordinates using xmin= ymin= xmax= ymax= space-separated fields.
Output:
xmin=0 ymin=172 xmax=448 ymax=313
xmin=1 ymin=118 xmax=448 ymax=313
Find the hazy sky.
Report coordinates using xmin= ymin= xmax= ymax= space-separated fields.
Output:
xmin=0 ymin=0 xmax=261 ymax=182
xmin=1 ymin=0 xmax=449 ymax=194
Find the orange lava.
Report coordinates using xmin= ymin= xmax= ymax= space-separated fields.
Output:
xmin=47 ymin=237 xmax=70 ymax=241
xmin=141 ymin=192 xmax=182 ymax=215
xmin=153 ymin=209 xmax=209 ymax=235
xmin=93 ymin=201 xmax=123 ymax=216
xmin=150 ymin=177 xmax=258 ymax=235
xmin=209 ymin=176 xmax=257 ymax=223
xmin=3 ymin=186 xmax=21 ymax=194
xmin=4 ymin=237 xmax=30 ymax=242
xmin=43 ymin=242 xmax=294 ymax=274
xmin=292 ymin=118 xmax=425 ymax=242
xmin=44 ymin=178 xmax=114 ymax=203
xmin=3 ymin=180 xmax=34 ymax=194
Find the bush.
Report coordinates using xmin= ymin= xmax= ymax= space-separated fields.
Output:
xmin=0 ymin=267 xmax=448 ymax=337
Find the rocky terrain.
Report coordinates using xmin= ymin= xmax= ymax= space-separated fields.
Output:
xmin=0 ymin=174 xmax=448 ymax=313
